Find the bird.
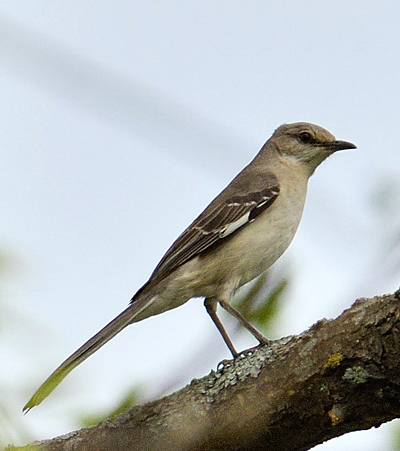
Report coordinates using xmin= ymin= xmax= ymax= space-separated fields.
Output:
xmin=24 ymin=122 xmax=356 ymax=411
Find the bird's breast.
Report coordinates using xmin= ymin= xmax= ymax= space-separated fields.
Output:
xmin=213 ymin=173 xmax=308 ymax=287
xmin=151 ymin=168 xmax=309 ymax=307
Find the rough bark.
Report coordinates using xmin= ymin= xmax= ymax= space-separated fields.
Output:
xmin=9 ymin=290 xmax=400 ymax=451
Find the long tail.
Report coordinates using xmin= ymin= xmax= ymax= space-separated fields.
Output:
xmin=23 ymin=295 xmax=156 ymax=412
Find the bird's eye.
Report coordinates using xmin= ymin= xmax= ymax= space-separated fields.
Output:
xmin=299 ymin=131 xmax=313 ymax=144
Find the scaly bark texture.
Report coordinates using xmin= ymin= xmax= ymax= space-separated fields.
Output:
xmin=9 ymin=290 xmax=400 ymax=451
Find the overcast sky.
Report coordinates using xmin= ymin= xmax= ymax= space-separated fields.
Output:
xmin=1 ymin=2 xmax=400 ymax=449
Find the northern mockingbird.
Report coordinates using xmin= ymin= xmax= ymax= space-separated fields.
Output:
xmin=24 ymin=122 xmax=356 ymax=411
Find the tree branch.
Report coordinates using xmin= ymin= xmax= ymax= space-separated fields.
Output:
xmin=10 ymin=290 xmax=400 ymax=451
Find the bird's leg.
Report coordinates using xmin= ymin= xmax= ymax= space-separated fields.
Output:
xmin=204 ymin=297 xmax=238 ymax=358
xmin=219 ymin=299 xmax=271 ymax=346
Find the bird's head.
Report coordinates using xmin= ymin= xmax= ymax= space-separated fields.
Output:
xmin=271 ymin=122 xmax=356 ymax=175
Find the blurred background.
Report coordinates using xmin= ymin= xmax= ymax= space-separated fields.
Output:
xmin=1 ymin=1 xmax=400 ymax=449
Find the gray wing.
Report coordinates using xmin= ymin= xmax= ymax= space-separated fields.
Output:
xmin=143 ymin=183 xmax=280 ymax=287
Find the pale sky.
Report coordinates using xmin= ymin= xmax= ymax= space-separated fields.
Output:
xmin=1 ymin=2 xmax=400 ymax=449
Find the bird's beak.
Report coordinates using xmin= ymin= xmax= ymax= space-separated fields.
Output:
xmin=330 ymin=140 xmax=357 ymax=151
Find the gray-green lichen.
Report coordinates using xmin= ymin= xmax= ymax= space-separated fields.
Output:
xmin=343 ymin=366 xmax=370 ymax=385
xmin=194 ymin=335 xmax=294 ymax=403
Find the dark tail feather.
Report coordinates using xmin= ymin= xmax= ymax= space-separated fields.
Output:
xmin=23 ymin=296 xmax=155 ymax=412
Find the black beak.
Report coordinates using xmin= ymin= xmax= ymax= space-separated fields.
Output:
xmin=330 ymin=140 xmax=357 ymax=151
